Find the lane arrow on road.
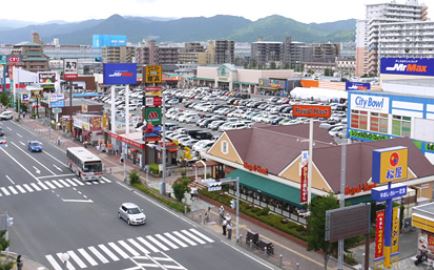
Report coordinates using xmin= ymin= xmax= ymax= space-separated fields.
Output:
xmin=32 ymin=166 xmax=41 ymax=175
xmin=53 ymin=164 xmax=63 ymax=172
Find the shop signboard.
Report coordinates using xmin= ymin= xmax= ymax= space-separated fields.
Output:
xmin=144 ymin=65 xmax=162 ymax=84
xmin=292 ymin=104 xmax=331 ymax=119
xmin=380 ymin=58 xmax=434 ymax=77
xmin=52 ymin=107 xmax=62 ymax=114
xmin=144 ymin=107 xmax=162 ymax=126
xmin=103 ymin=63 xmax=137 ymax=85
xmin=375 ymin=210 xmax=385 ymax=259
xmin=0 ymin=55 xmax=6 ymax=65
xmin=38 ymin=71 xmax=57 ymax=84
xmin=49 ymin=93 xmax=65 ymax=108
xmin=392 ymin=207 xmax=400 ymax=254
xmin=372 ymin=146 xmax=408 ymax=184
xmin=144 ymin=96 xmax=162 ymax=107
xmin=63 ymin=59 xmax=78 ymax=80
xmin=92 ymin=34 xmax=127 ymax=48
xmin=371 ymin=183 xmax=407 ymax=201
xmin=7 ymin=55 xmax=20 ymax=64
xmin=325 ymin=204 xmax=370 ymax=242
xmin=346 ymin=81 xmax=371 ymax=91
xmin=300 ymin=164 xmax=308 ymax=204
xmin=350 ymin=94 xmax=389 ymax=114
xmin=21 ymin=93 xmax=29 ymax=102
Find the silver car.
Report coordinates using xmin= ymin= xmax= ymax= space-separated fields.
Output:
xmin=118 ymin=202 xmax=146 ymax=225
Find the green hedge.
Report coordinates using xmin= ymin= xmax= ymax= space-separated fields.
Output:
xmin=199 ymin=189 xmax=308 ymax=242
xmin=132 ymin=183 xmax=190 ymax=213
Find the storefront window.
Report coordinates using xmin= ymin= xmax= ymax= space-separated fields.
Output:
xmin=370 ymin=113 xmax=388 ymax=133
xmin=392 ymin=115 xmax=412 ymax=137
xmin=351 ymin=110 xmax=368 ymax=130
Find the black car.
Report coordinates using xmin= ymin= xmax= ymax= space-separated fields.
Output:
xmin=191 ymin=131 xmax=213 ymax=140
xmin=0 ymin=127 xmax=4 ymax=137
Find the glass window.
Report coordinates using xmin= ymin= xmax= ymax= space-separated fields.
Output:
xmin=370 ymin=112 xmax=388 ymax=133
xmin=351 ymin=110 xmax=368 ymax=130
xmin=221 ymin=140 xmax=228 ymax=154
xmin=392 ymin=115 xmax=411 ymax=137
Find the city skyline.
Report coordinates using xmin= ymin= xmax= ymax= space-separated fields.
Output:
xmin=1 ymin=0 xmax=432 ymax=25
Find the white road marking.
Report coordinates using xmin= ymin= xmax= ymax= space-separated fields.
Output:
xmin=15 ymin=185 xmax=26 ymax=194
xmin=53 ymin=164 xmax=63 ymax=172
xmin=32 ymin=166 xmax=41 ymax=175
xmin=0 ymin=187 xmax=10 ymax=196
xmin=44 ymin=181 xmax=56 ymax=189
xmin=155 ymin=234 xmax=178 ymax=249
xmin=108 ymin=242 xmax=129 ymax=259
xmin=30 ymin=183 xmax=42 ymax=191
xmin=7 ymin=186 xmax=18 ymax=195
xmin=22 ymin=184 xmax=34 ymax=192
xmin=66 ymin=179 xmax=78 ymax=187
xmin=146 ymin=236 xmax=169 ymax=251
xmin=58 ymin=179 xmax=70 ymax=187
xmin=56 ymin=253 xmax=75 ymax=270
xmin=6 ymin=127 xmax=12 ymax=131
xmin=173 ymin=231 xmax=197 ymax=246
xmin=71 ymin=178 xmax=85 ymax=186
xmin=37 ymin=181 xmax=49 ymax=190
xmin=127 ymin=238 xmax=149 ymax=254
xmin=163 ymin=232 xmax=188 ymax=248
xmin=19 ymin=141 xmax=25 ymax=146
xmin=38 ymin=174 xmax=75 ymax=180
xmin=16 ymin=133 xmax=23 ymax=138
xmin=101 ymin=177 xmax=112 ymax=183
xmin=5 ymin=175 xmax=15 ymax=185
xmin=78 ymin=248 xmax=98 ymax=267
xmin=88 ymin=246 xmax=109 ymax=264
xmin=0 ymin=147 xmax=40 ymax=181
xmin=137 ymin=237 xmax=160 ymax=253
xmin=51 ymin=180 xmax=64 ymax=188
xmin=181 ymin=230 xmax=206 ymax=244
xmin=11 ymin=141 xmax=56 ymax=175
xmin=189 ymin=228 xmax=215 ymax=243
xmin=45 ymin=255 xmax=63 ymax=270
xmin=61 ymin=199 xmax=93 ymax=203
xmin=98 ymin=244 xmax=119 ymax=261
xmin=43 ymin=150 xmax=68 ymax=167
xmin=67 ymin=250 xmax=87 ymax=268
xmin=118 ymin=240 xmax=140 ymax=257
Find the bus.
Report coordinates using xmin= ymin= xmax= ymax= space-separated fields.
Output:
xmin=66 ymin=147 xmax=103 ymax=181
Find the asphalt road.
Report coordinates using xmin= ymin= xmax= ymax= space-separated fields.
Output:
xmin=0 ymin=119 xmax=273 ymax=270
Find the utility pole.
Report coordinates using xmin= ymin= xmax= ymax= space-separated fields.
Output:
xmin=337 ymin=140 xmax=348 ymax=270
xmin=161 ymin=89 xmax=167 ymax=195
xmin=124 ymin=84 xmax=130 ymax=183
xmin=69 ymin=82 xmax=73 ymax=133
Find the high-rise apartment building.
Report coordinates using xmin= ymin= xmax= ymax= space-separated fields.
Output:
xmin=102 ymin=46 xmax=135 ymax=63
xmin=178 ymin=42 xmax=205 ymax=64
xmin=251 ymin=41 xmax=283 ymax=67
xmin=355 ymin=0 xmax=428 ymax=76
xmin=196 ymin=40 xmax=234 ymax=65
xmin=134 ymin=40 xmax=180 ymax=65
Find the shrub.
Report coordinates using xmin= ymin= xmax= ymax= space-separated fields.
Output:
xmin=129 ymin=170 xmax=141 ymax=185
xmin=172 ymin=177 xmax=190 ymax=202
xmin=149 ymin=163 xmax=159 ymax=175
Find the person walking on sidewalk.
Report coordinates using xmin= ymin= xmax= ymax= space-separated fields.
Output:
xmin=227 ymin=221 xmax=232 ymax=240
xmin=219 ymin=205 xmax=225 ymax=224
xmin=222 ymin=218 xmax=227 ymax=236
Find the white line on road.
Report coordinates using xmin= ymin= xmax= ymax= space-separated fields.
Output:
xmin=0 ymin=148 xmax=40 ymax=182
xmin=11 ymin=141 xmax=56 ymax=175
xmin=16 ymin=133 xmax=23 ymax=138
xmin=19 ymin=141 xmax=25 ymax=146
xmin=5 ymin=175 xmax=15 ymax=185
xmin=32 ymin=166 xmax=41 ymax=175
xmin=53 ymin=164 xmax=63 ymax=172
xmin=45 ymin=255 xmax=63 ymax=270
xmin=6 ymin=127 xmax=12 ymax=131
xmin=43 ymin=150 xmax=68 ymax=167
xmin=38 ymin=174 xmax=75 ymax=180
xmin=61 ymin=199 xmax=93 ymax=203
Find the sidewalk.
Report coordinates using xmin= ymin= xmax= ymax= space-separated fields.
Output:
xmin=18 ymin=116 xmax=355 ymax=270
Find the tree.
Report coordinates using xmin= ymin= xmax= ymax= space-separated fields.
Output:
xmin=0 ymin=92 xmax=8 ymax=107
xmin=269 ymin=62 xmax=277 ymax=70
xmin=307 ymin=194 xmax=339 ymax=270
xmin=0 ymin=231 xmax=13 ymax=270
xmin=324 ymin=68 xmax=334 ymax=77
xmin=128 ymin=170 xmax=141 ymax=185
xmin=172 ymin=177 xmax=190 ymax=202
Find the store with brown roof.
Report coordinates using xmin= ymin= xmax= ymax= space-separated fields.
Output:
xmin=203 ymin=123 xmax=434 ymax=224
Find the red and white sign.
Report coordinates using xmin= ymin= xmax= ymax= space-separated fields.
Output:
xmin=292 ymin=104 xmax=332 ymax=119
xmin=144 ymin=86 xmax=163 ymax=92
xmin=300 ymin=164 xmax=308 ymax=204
xmin=375 ymin=210 xmax=385 ymax=259
xmin=145 ymin=96 xmax=162 ymax=107
xmin=63 ymin=59 xmax=78 ymax=80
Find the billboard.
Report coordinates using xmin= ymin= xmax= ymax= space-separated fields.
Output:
xmin=372 ymin=146 xmax=408 ymax=184
xmin=63 ymin=59 xmax=78 ymax=80
xmin=103 ymin=63 xmax=137 ymax=85
xmin=48 ymin=93 xmax=65 ymax=108
xmin=144 ymin=65 xmax=163 ymax=84
xmin=375 ymin=210 xmax=385 ymax=259
xmin=92 ymin=35 xmax=127 ymax=48
xmin=392 ymin=207 xmax=400 ymax=254
xmin=346 ymin=81 xmax=371 ymax=91
xmin=380 ymin=58 xmax=434 ymax=77
xmin=144 ymin=107 xmax=162 ymax=126
xmin=38 ymin=72 xmax=57 ymax=84
xmin=292 ymin=104 xmax=331 ymax=118
xmin=300 ymin=164 xmax=308 ymax=204
xmin=350 ymin=94 xmax=389 ymax=114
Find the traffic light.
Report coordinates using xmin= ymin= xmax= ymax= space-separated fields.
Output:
xmin=230 ymin=199 xmax=236 ymax=209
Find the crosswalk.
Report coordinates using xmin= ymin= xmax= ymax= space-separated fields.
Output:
xmin=127 ymin=251 xmax=187 ymax=270
xmin=0 ymin=177 xmax=111 ymax=198
xmin=45 ymin=228 xmax=214 ymax=270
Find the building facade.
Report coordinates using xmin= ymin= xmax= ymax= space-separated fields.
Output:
xmin=251 ymin=41 xmax=283 ymax=67
xmin=10 ymin=42 xmax=49 ymax=72
xmin=102 ymin=46 xmax=135 ymax=63
xmin=178 ymin=42 xmax=205 ymax=64
xmin=135 ymin=41 xmax=180 ymax=65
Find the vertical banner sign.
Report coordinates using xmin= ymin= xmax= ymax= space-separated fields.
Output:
xmin=145 ymin=65 xmax=163 ymax=84
xmin=300 ymin=164 xmax=308 ymax=204
xmin=375 ymin=210 xmax=385 ymax=259
xmin=63 ymin=59 xmax=78 ymax=80
xmin=392 ymin=207 xmax=400 ymax=254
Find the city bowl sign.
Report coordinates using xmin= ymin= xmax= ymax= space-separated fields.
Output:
xmin=372 ymin=146 xmax=408 ymax=184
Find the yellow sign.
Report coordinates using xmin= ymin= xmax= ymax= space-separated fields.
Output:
xmin=102 ymin=113 xmax=108 ymax=129
xmin=392 ymin=207 xmax=400 ymax=253
xmin=145 ymin=65 xmax=162 ymax=84
xmin=372 ymin=146 xmax=408 ymax=184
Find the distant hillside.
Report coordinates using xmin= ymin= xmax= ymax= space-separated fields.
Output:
xmin=0 ymin=15 xmax=356 ymax=44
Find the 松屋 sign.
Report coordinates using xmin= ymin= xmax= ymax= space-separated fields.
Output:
xmin=372 ymin=146 xmax=408 ymax=184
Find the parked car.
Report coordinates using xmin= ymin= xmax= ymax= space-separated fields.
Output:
xmin=0 ymin=127 xmax=4 ymax=136
xmin=192 ymin=140 xmax=215 ymax=152
xmin=27 ymin=141 xmax=43 ymax=152
xmin=208 ymin=120 xmax=226 ymax=130
xmin=118 ymin=202 xmax=146 ymax=225
xmin=0 ymin=111 xmax=13 ymax=121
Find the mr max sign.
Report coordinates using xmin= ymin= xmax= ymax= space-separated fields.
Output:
xmin=381 ymin=58 xmax=434 ymax=77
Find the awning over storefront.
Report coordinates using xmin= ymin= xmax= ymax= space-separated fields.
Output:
xmin=228 ymin=169 xmax=303 ymax=208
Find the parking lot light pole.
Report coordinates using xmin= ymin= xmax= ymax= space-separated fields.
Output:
xmin=161 ymin=91 xmax=167 ymax=195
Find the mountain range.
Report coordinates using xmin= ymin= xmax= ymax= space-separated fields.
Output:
xmin=0 ymin=15 xmax=356 ymax=44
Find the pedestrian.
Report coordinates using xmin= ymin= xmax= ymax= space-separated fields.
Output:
xmin=227 ymin=221 xmax=232 ymax=240
xmin=57 ymin=136 xmax=61 ymax=146
xmin=222 ymin=218 xmax=227 ymax=236
xmin=218 ymin=205 xmax=225 ymax=224
xmin=16 ymin=255 xmax=23 ymax=270
xmin=204 ymin=210 xmax=209 ymax=224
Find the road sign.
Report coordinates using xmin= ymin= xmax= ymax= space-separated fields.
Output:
xmin=52 ymin=108 xmax=62 ymax=114
xmin=49 ymin=100 xmax=65 ymax=108
xmin=145 ymin=65 xmax=162 ymax=84
xmin=292 ymin=104 xmax=332 ymax=118
xmin=371 ymin=183 xmax=407 ymax=201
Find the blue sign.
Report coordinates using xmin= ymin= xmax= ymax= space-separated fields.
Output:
xmin=92 ymin=35 xmax=127 ymax=48
xmin=103 ymin=63 xmax=137 ymax=85
xmin=371 ymin=184 xmax=407 ymax=201
xmin=72 ymin=92 xmax=102 ymax=98
xmin=346 ymin=81 xmax=371 ymax=91
xmin=380 ymin=58 xmax=434 ymax=77
xmin=50 ymin=100 xmax=65 ymax=108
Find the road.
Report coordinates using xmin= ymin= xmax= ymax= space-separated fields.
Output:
xmin=0 ymin=119 xmax=273 ymax=270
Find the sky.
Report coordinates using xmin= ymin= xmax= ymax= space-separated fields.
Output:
xmin=2 ymin=0 xmax=432 ymax=24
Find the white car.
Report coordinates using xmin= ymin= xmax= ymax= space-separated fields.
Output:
xmin=118 ymin=202 xmax=146 ymax=225
xmin=192 ymin=140 xmax=215 ymax=152
xmin=219 ymin=122 xmax=247 ymax=131
xmin=0 ymin=111 xmax=13 ymax=121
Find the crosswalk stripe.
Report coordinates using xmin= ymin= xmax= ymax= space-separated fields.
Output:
xmin=57 ymin=253 xmax=76 ymax=270
xmin=155 ymin=234 xmax=178 ymax=249
xmin=85 ymin=181 xmax=92 ymax=185
xmin=101 ymin=177 xmax=112 ymax=183
xmin=78 ymin=248 xmax=98 ymax=267
xmin=0 ymin=187 xmax=10 ymax=196
xmin=51 ymin=180 xmax=64 ymax=188
xmin=22 ymin=184 xmax=34 ymax=192
xmin=146 ymin=235 xmax=169 ymax=251
xmin=173 ymin=231 xmax=197 ymax=246
xmin=118 ymin=240 xmax=140 ymax=256
xmin=88 ymin=246 xmax=109 ymax=264
xmin=128 ymin=238 xmax=149 ymax=254
xmin=72 ymin=178 xmax=85 ymax=186
xmin=137 ymin=237 xmax=159 ymax=253
xmin=163 ymin=232 xmax=188 ymax=248
xmin=181 ymin=230 xmax=206 ymax=244
xmin=98 ymin=244 xmax=119 ymax=261
xmin=67 ymin=250 xmax=87 ymax=268
xmin=30 ymin=183 xmax=42 ymax=191
xmin=59 ymin=179 xmax=71 ymax=187
xmin=97 ymin=180 xmax=105 ymax=184
xmin=44 ymin=181 xmax=56 ymax=189
xmin=189 ymin=228 xmax=215 ymax=243
xmin=108 ymin=242 xmax=129 ymax=259
xmin=15 ymin=185 xmax=26 ymax=193
xmin=7 ymin=186 xmax=18 ymax=195
xmin=66 ymin=178 xmax=78 ymax=187
xmin=46 ymin=254 xmax=63 ymax=270
xmin=38 ymin=181 xmax=49 ymax=190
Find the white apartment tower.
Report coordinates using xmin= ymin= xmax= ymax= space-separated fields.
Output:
xmin=355 ymin=0 xmax=428 ymax=76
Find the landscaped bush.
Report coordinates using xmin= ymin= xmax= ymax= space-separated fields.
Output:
xmin=149 ymin=163 xmax=159 ymax=175
xmin=129 ymin=170 xmax=141 ymax=185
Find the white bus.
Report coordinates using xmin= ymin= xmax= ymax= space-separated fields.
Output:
xmin=66 ymin=147 xmax=103 ymax=181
